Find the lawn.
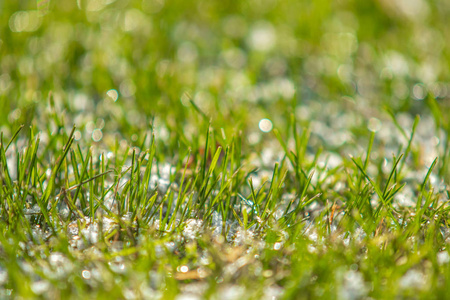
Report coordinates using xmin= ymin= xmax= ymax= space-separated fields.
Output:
xmin=1 ymin=0 xmax=450 ymax=299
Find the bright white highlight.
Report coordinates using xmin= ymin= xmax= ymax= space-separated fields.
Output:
xmin=259 ymin=118 xmax=273 ymax=133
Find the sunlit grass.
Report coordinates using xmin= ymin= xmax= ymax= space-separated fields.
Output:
xmin=1 ymin=0 xmax=450 ymax=299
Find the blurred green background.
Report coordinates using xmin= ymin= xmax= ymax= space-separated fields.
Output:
xmin=1 ymin=0 xmax=449 ymax=144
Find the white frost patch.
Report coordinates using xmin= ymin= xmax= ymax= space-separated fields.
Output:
xmin=217 ymin=285 xmax=246 ymax=300
xmin=338 ymin=270 xmax=368 ymax=300
xmin=263 ymin=285 xmax=283 ymax=300
xmin=31 ymin=280 xmax=50 ymax=295
xmin=437 ymin=251 xmax=450 ymax=265
xmin=67 ymin=216 xmax=119 ymax=249
xmin=399 ymin=269 xmax=426 ymax=290
xmin=183 ymin=219 xmax=203 ymax=240
xmin=212 ymin=211 xmax=223 ymax=236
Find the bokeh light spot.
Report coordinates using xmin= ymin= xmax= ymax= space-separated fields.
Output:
xmin=259 ymin=118 xmax=273 ymax=133
xmin=92 ymin=129 xmax=103 ymax=142
xmin=107 ymin=89 xmax=119 ymax=102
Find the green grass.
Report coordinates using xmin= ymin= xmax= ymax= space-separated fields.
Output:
xmin=1 ymin=0 xmax=450 ymax=299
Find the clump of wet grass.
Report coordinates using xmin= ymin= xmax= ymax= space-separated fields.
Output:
xmin=1 ymin=99 xmax=450 ymax=299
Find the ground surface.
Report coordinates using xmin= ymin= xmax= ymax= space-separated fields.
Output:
xmin=1 ymin=0 xmax=450 ymax=299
